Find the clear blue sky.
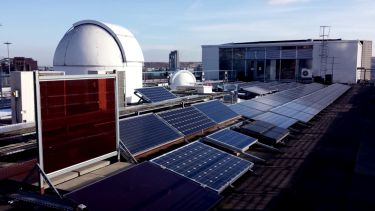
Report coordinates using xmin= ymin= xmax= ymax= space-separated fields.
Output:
xmin=0 ymin=0 xmax=374 ymax=66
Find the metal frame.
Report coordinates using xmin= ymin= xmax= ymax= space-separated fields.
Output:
xmin=35 ymin=72 xmax=119 ymax=190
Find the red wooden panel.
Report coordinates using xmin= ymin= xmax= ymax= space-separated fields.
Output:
xmin=39 ymin=78 xmax=116 ymax=173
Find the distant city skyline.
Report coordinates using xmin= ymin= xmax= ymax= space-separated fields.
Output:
xmin=0 ymin=0 xmax=374 ymax=66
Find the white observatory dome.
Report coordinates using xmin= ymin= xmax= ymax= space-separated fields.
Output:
xmin=170 ymin=70 xmax=196 ymax=90
xmin=53 ymin=20 xmax=144 ymax=103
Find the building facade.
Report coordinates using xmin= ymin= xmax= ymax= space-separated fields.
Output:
xmin=169 ymin=50 xmax=180 ymax=71
xmin=202 ymin=39 xmax=372 ymax=83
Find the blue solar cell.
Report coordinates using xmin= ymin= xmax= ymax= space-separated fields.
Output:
xmin=157 ymin=107 xmax=216 ymax=136
xmin=151 ymin=142 xmax=253 ymax=193
xmin=193 ymin=100 xmax=239 ymax=123
xmin=135 ymin=87 xmax=177 ymax=103
xmin=119 ymin=113 xmax=183 ymax=155
xmin=206 ymin=129 xmax=258 ymax=152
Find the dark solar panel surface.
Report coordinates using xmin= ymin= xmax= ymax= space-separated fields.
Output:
xmin=193 ymin=100 xmax=239 ymax=123
xmin=0 ymin=98 xmax=11 ymax=109
xmin=263 ymin=127 xmax=290 ymax=141
xmin=151 ymin=142 xmax=253 ymax=193
xmin=119 ymin=113 xmax=182 ymax=155
xmin=206 ymin=129 xmax=258 ymax=152
xmin=239 ymin=121 xmax=289 ymax=143
xmin=66 ymin=162 xmax=221 ymax=211
xmin=229 ymin=103 xmax=264 ymax=118
xmin=135 ymin=87 xmax=177 ymax=103
xmin=157 ymin=107 xmax=216 ymax=136
xmin=253 ymin=112 xmax=298 ymax=128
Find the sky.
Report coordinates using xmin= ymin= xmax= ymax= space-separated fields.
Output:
xmin=0 ymin=0 xmax=374 ymax=66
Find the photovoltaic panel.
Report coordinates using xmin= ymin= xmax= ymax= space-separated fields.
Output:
xmin=229 ymin=103 xmax=264 ymax=119
xmin=269 ymin=83 xmax=350 ymax=123
xmin=66 ymin=162 xmax=221 ymax=211
xmin=238 ymin=100 xmax=273 ymax=111
xmin=119 ymin=113 xmax=183 ymax=155
xmin=135 ymin=87 xmax=177 ymax=103
xmin=0 ymin=98 xmax=11 ymax=109
xmin=38 ymin=78 xmax=117 ymax=175
xmin=193 ymin=100 xmax=240 ymax=123
xmin=157 ymin=107 xmax=216 ymax=136
xmin=263 ymin=126 xmax=290 ymax=141
xmin=253 ymin=112 xmax=298 ymax=129
xmin=242 ymin=120 xmax=274 ymax=134
xmin=151 ymin=142 xmax=253 ymax=193
xmin=239 ymin=121 xmax=290 ymax=144
xmin=206 ymin=129 xmax=258 ymax=152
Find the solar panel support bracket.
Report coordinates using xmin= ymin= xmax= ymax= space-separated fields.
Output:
xmin=119 ymin=141 xmax=138 ymax=164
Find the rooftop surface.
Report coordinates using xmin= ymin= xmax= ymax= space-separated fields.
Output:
xmin=216 ymin=84 xmax=375 ymax=210
xmin=1 ymin=84 xmax=374 ymax=210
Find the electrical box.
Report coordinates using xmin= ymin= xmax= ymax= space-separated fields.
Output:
xmin=10 ymin=71 xmax=35 ymax=123
xmin=10 ymin=71 xmax=65 ymax=123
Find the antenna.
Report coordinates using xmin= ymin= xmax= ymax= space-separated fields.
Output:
xmin=319 ymin=26 xmax=330 ymax=77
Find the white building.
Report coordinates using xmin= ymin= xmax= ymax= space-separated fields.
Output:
xmin=202 ymin=39 xmax=372 ymax=83
xmin=53 ymin=20 xmax=144 ymax=103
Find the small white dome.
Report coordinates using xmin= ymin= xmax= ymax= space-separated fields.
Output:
xmin=170 ymin=70 xmax=196 ymax=90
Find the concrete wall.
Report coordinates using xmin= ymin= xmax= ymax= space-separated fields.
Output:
xmin=312 ymin=41 xmax=359 ymax=83
xmin=202 ymin=46 xmax=220 ymax=80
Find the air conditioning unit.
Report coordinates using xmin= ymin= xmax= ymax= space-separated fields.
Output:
xmin=301 ymin=68 xmax=312 ymax=78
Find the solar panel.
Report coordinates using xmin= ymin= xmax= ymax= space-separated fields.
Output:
xmin=151 ymin=142 xmax=253 ymax=193
xmin=269 ymin=83 xmax=350 ymax=123
xmin=135 ymin=87 xmax=177 ymax=103
xmin=238 ymin=121 xmax=289 ymax=144
xmin=0 ymin=98 xmax=11 ymax=109
xmin=229 ymin=103 xmax=264 ymax=119
xmin=239 ymin=100 xmax=273 ymax=111
xmin=253 ymin=112 xmax=298 ymax=128
xmin=242 ymin=120 xmax=274 ymax=134
xmin=66 ymin=162 xmax=221 ymax=211
xmin=193 ymin=100 xmax=240 ymax=123
xmin=242 ymin=86 xmax=271 ymax=95
xmin=119 ymin=113 xmax=183 ymax=155
xmin=262 ymin=127 xmax=289 ymax=142
xmin=206 ymin=129 xmax=258 ymax=152
xmin=157 ymin=107 xmax=216 ymax=136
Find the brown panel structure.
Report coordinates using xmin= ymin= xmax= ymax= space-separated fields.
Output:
xmin=39 ymin=78 xmax=116 ymax=174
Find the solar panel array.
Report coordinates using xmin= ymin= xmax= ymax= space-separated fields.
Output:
xmin=157 ymin=106 xmax=216 ymax=136
xmin=253 ymin=112 xmax=298 ymax=129
xmin=66 ymin=162 xmax=221 ymax=211
xmin=193 ymin=100 xmax=240 ymax=123
xmin=119 ymin=113 xmax=183 ymax=155
xmin=206 ymin=129 xmax=258 ymax=152
xmin=242 ymin=86 xmax=272 ymax=95
xmin=0 ymin=98 xmax=11 ymax=109
xmin=252 ymin=83 xmax=325 ymax=107
xmin=229 ymin=103 xmax=264 ymax=119
xmin=238 ymin=120 xmax=289 ymax=144
xmin=135 ymin=87 xmax=177 ymax=103
xmin=270 ymin=83 xmax=350 ymax=123
xmin=151 ymin=142 xmax=253 ymax=193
